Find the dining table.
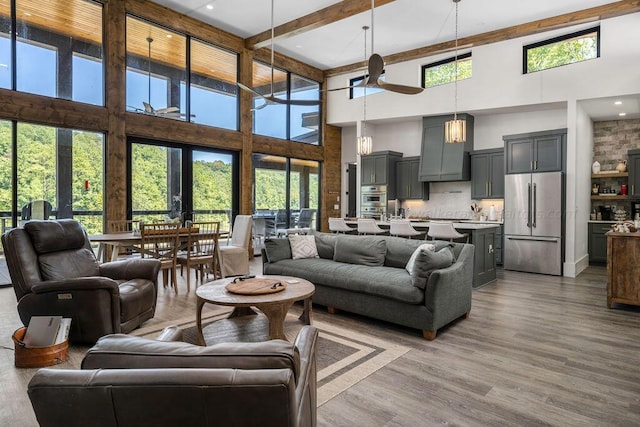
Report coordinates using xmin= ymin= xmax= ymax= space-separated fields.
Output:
xmin=90 ymin=228 xmax=229 ymax=263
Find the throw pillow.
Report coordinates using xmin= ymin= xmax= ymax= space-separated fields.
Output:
xmin=333 ymin=235 xmax=386 ymax=266
xmin=411 ymin=247 xmax=455 ymax=289
xmin=264 ymin=238 xmax=292 ymax=263
xmin=310 ymin=230 xmax=337 ymax=259
xmin=405 ymin=243 xmax=436 ymax=274
xmin=289 ymin=235 xmax=319 ymax=260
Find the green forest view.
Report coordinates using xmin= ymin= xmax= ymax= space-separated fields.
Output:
xmin=526 ymin=31 xmax=598 ymax=73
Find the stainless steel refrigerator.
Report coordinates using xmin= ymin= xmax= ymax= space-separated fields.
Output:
xmin=504 ymin=171 xmax=563 ymax=275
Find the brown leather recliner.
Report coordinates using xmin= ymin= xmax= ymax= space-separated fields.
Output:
xmin=28 ymin=325 xmax=319 ymax=427
xmin=1 ymin=219 xmax=161 ymax=344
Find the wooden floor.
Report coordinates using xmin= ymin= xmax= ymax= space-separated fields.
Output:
xmin=1 ymin=260 xmax=640 ymax=426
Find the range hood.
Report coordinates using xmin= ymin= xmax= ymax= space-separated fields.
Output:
xmin=418 ymin=114 xmax=474 ymax=182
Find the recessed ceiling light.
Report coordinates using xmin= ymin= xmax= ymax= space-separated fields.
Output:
xmin=24 ymin=12 xmax=32 ymax=16
xmin=166 ymin=34 xmax=172 ymax=38
xmin=619 ymin=112 xmax=627 ymax=117
xmin=296 ymin=45 xmax=303 ymax=49
xmin=0 ymin=63 xmax=8 ymax=68
xmin=614 ymin=101 xmax=622 ymax=105
xmin=206 ymin=4 xmax=214 ymax=10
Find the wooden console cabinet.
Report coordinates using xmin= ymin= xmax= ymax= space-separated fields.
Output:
xmin=606 ymin=231 xmax=640 ymax=308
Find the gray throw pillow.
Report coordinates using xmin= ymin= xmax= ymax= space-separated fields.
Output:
xmin=411 ymin=247 xmax=454 ymax=289
xmin=264 ymin=238 xmax=292 ymax=263
xmin=333 ymin=235 xmax=386 ymax=266
xmin=311 ymin=230 xmax=337 ymax=259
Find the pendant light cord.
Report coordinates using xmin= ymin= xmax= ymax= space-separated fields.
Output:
xmin=453 ymin=0 xmax=459 ymax=121
xmin=363 ymin=26 xmax=368 ymax=137
xmin=147 ymin=37 xmax=153 ymax=105
xmin=270 ymin=0 xmax=275 ymax=96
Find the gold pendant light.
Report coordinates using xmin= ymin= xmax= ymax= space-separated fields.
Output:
xmin=445 ymin=0 xmax=466 ymax=144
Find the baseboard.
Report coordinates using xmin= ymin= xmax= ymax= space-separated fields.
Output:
xmin=563 ymin=254 xmax=589 ymax=278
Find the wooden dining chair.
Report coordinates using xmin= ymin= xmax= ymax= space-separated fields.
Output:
xmin=140 ymin=222 xmax=181 ymax=293
xmin=176 ymin=221 xmax=221 ymax=293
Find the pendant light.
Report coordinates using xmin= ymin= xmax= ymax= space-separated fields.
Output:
xmin=444 ymin=0 xmax=466 ymax=144
xmin=357 ymin=25 xmax=373 ymax=156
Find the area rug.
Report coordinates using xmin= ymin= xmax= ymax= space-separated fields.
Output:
xmin=132 ymin=308 xmax=410 ymax=406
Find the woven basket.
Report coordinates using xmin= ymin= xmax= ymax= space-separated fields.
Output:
xmin=12 ymin=327 xmax=69 ymax=368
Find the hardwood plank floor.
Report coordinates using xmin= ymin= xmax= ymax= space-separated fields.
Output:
xmin=1 ymin=261 xmax=639 ymax=426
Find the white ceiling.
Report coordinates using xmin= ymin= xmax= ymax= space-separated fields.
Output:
xmin=151 ymin=0 xmax=617 ymax=70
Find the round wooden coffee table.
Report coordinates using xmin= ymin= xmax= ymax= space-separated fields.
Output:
xmin=195 ymin=275 xmax=315 ymax=345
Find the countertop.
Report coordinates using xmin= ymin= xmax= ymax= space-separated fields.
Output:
xmin=588 ymin=220 xmax=619 ymax=223
xmin=345 ymin=220 xmax=502 ymax=230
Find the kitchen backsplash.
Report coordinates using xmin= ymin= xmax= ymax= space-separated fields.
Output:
xmin=399 ymin=181 xmax=504 ymax=220
xmin=593 ymin=119 xmax=640 ymax=169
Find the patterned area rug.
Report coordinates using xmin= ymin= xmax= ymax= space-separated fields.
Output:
xmin=132 ymin=308 xmax=410 ymax=406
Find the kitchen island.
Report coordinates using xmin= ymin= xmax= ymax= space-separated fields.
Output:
xmin=344 ymin=219 xmax=501 ymax=288
xmin=606 ymin=231 xmax=640 ymax=308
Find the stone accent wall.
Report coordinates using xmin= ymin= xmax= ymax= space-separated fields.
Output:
xmin=593 ymin=119 xmax=640 ymax=170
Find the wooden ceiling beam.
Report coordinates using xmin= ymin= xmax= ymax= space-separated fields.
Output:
xmin=325 ymin=0 xmax=640 ymax=77
xmin=245 ymin=0 xmax=396 ymax=50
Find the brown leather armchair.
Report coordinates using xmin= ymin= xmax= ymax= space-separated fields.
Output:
xmin=28 ymin=325 xmax=318 ymax=427
xmin=1 ymin=219 xmax=161 ymax=344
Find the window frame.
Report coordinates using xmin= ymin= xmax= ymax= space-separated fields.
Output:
xmin=420 ymin=52 xmax=472 ymax=89
xmin=348 ymin=72 xmax=385 ymax=99
xmin=522 ymin=26 xmax=600 ymax=74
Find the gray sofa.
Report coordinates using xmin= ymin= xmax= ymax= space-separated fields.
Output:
xmin=262 ymin=232 xmax=474 ymax=339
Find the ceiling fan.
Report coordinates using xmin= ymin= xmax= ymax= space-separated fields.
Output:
xmin=237 ymin=0 xmax=320 ymax=110
xmin=132 ymin=37 xmax=194 ymax=118
xmin=328 ymin=0 xmax=423 ymax=95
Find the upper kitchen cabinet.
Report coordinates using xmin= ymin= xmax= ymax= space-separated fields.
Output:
xmin=361 ymin=151 xmax=403 ymax=198
xmin=418 ymin=114 xmax=474 ymax=182
xmin=396 ymin=157 xmax=429 ymax=200
xmin=471 ymin=148 xmax=504 ymax=199
xmin=504 ymin=129 xmax=566 ymax=174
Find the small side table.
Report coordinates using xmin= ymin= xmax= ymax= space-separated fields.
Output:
xmin=195 ymin=275 xmax=315 ymax=345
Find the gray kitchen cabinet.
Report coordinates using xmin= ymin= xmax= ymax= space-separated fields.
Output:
xmin=504 ymin=129 xmax=566 ymax=174
xmin=627 ymin=149 xmax=640 ymax=197
xmin=588 ymin=222 xmax=612 ymax=264
xmin=455 ymin=226 xmax=498 ymax=288
xmin=495 ymin=224 xmax=503 ymax=266
xmin=396 ymin=157 xmax=428 ymax=200
xmin=361 ymin=151 xmax=403 ymax=198
xmin=471 ymin=149 xmax=504 ymax=199
xmin=418 ymin=114 xmax=473 ymax=182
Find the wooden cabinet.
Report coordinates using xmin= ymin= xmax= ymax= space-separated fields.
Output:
xmin=471 ymin=149 xmax=504 ymax=199
xmin=589 ymin=222 xmax=612 ymax=264
xmin=418 ymin=114 xmax=473 ymax=182
xmin=504 ymin=129 xmax=566 ymax=174
xmin=396 ymin=157 xmax=428 ymax=200
xmin=606 ymin=232 xmax=640 ymax=308
xmin=361 ymin=151 xmax=403 ymax=198
xmin=627 ymin=149 xmax=640 ymax=197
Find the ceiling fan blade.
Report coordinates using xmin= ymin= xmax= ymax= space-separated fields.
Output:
xmin=376 ymin=80 xmax=423 ymax=95
xmin=142 ymin=102 xmax=153 ymax=113
xmin=155 ymin=106 xmax=179 ymax=114
xmin=367 ymin=53 xmax=385 ymax=82
xmin=238 ymin=82 xmax=267 ymax=98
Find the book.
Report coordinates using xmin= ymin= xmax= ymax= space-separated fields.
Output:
xmin=54 ymin=318 xmax=72 ymax=345
xmin=23 ymin=316 xmax=62 ymax=348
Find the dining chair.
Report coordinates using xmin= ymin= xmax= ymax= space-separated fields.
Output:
xmin=140 ymin=222 xmax=181 ymax=293
xmin=389 ymin=219 xmax=423 ymax=239
xmin=427 ymin=221 xmax=469 ymax=243
xmin=357 ymin=218 xmax=387 ymax=235
xmin=277 ymin=208 xmax=316 ymax=236
xmin=329 ymin=217 xmax=356 ymax=234
xmin=176 ymin=221 xmax=221 ymax=293
xmin=97 ymin=219 xmax=142 ymax=261
xmin=218 ymin=215 xmax=252 ymax=277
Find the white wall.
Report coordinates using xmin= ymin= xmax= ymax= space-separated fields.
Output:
xmin=333 ymin=13 xmax=640 ymax=277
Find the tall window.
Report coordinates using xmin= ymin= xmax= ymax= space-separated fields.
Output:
xmin=0 ymin=0 xmax=12 ymax=89
xmin=421 ymin=52 xmax=472 ymax=89
xmin=0 ymin=120 xmax=11 ymax=245
xmin=126 ymin=17 xmax=186 ymax=120
xmin=524 ymin=26 xmax=600 ymax=74
xmin=349 ymin=74 xmax=385 ymax=99
xmin=252 ymin=60 xmax=321 ymax=145
xmin=12 ymin=0 xmax=103 ymax=104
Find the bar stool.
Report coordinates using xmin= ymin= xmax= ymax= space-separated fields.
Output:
xmin=427 ymin=221 xmax=468 ymax=243
xmin=389 ymin=219 xmax=423 ymax=239
xmin=357 ymin=218 xmax=386 ymax=235
xmin=329 ymin=218 xmax=356 ymax=234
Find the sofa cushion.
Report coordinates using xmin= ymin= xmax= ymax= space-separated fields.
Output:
xmin=264 ymin=258 xmax=423 ymax=304
xmin=264 ymin=238 xmax=292 ymax=263
xmin=82 ymin=334 xmax=301 ymax=383
xmin=405 ymin=243 xmax=436 ymax=274
xmin=333 ymin=235 xmax=386 ymax=266
xmin=411 ymin=247 xmax=455 ymax=289
xmin=310 ymin=230 xmax=336 ymax=259
xmin=289 ymin=235 xmax=319 ymax=260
